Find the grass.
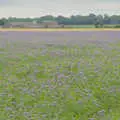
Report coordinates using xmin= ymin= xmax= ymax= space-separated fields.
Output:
xmin=64 ymin=25 xmax=95 ymax=28
xmin=0 ymin=38 xmax=120 ymax=120
xmin=65 ymin=24 xmax=120 ymax=28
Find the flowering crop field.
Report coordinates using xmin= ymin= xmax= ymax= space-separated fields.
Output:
xmin=0 ymin=31 xmax=120 ymax=120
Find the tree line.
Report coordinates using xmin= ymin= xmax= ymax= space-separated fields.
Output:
xmin=0 ymin=14 xmax=120 ymax=27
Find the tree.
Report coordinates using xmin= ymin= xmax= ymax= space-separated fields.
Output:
xmin=103 ymin=14 xmax=110 ymax=24
xmin=55 ymin=15 xmax=70 ymax=24
xmin=40 ymin=15 xmax=55 ymax=22
xmin=94 ymin=15 xmax=104 ymax=28
xmin=0 ymin=18 xmax=8 ymax=25
xmin=110 ymin=15 xmax=120 ymax=24
xmin=0 ymin=19 xmax=4 ymax=25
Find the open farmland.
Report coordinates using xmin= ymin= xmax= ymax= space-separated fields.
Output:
xmin=0 ymin=30 xmax=120 ymax=120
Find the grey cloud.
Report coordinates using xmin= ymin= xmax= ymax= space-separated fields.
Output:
xmin=0 ymin=0 xmax=17 ymax=6
xmin=0 ymin=0 xmax=120 ymax=18
xmin=0 ymin=0 xmax=96 ymax=7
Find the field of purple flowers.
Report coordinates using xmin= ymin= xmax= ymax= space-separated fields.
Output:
xmin=0 ymin=31 xmax=120 ymax=120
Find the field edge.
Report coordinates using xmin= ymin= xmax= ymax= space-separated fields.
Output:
xmin=0 ymin=28 xmax=120 ymax=32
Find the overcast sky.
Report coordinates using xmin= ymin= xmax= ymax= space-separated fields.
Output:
xmin=0 ymin=0 xmax=120 ymax=18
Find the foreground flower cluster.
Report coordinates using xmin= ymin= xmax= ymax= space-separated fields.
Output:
xmin=0 ymin=38 xmax=120 ymax=120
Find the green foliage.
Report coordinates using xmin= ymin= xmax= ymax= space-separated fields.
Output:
xmin=0 ymin=19 xmax=5 ymax=25
xmin=114 ymin=25 xmax=120 ymax=28
xmin=4 ymin=14 xmax=120 ymax=26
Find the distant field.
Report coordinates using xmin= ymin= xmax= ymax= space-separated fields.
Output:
xmin=65 ymin=24 xmax=120 ymax=28
xmin=0 ymin=24 xmax=120 ymax=31
xmin=0 ymin=28 xmax=120 ymax=32
xmin=65 ymin=25 xmax=95 ymax=28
